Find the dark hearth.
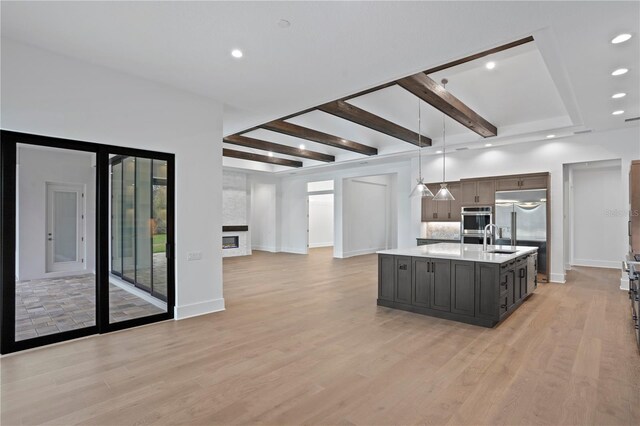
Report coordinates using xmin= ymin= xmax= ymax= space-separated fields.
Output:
xmin=222 ymin=236 xmax=239 ymax=249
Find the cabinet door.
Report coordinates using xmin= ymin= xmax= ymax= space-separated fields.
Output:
xmin=516 ymin=264 xmax=527 ymax=300
xmin=436 ymin=198 xmax=450 ymax=221
xmin=477 ymin=180 xmax=495 ymax=205
xmin=460 ymin=181 xmax=478 ymax=205
xmin=506 ymin=269 xmax=516 ymax=308
xmin=519 ymin=175 xmax=548 ymax=190
xmin=477 ymin=263 xmax=500 ymax=320
xmin=430 ymin=258 xmax=451 ymax=312
xmin=451 ymin=260 xmax=475 ymax=316
xmin=448 ymin=183 xmax=462 ymax=221
xmin=395 ymin=256 xmax=412 ymax=304
xmin=421 ymin=184 xmax=440 ymax=220
xmin=495 ymin=177 xmax=521 ymax=191
xmin=378 ymin=255 xmax=395 ymax=301
xmin=412 ymin=257 xmax=431 ymax=307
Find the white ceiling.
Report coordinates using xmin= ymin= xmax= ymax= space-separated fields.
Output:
xmin=2 ymin=1 xmax=639 ymax=174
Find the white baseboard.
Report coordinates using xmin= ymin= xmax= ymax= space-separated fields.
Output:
xmin=620 ymin=277 xmax=630 ymax=291
xmin=549 ymin=273 xmax=566 ymax=284
xmin=280 ymin=247 xmax=308 ymax=255
xmin=571 ymin=259 xmax=621 ymax=269
xmin=309 ymin=242 xmax=333 ymax=248
xmin=252 ymin=245 xmax=277 ymax=252
xmin=175 ymin=298 xmax=225 ymax=320
xmin=341 ymin=247 xmax=386 ymax=258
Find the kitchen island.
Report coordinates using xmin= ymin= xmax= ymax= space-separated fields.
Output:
xmin=377 ymin=243 xmax=538 ymax=327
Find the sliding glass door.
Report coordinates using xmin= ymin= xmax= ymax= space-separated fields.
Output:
xmin=1 ymin=131 xmax=175 ymax=354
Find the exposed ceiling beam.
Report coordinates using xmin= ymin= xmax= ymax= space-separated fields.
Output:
xmin=262 ymin=120 xmax=378 ymax=156
xmin=223 ymin=148 xmax=303 ymax=168
xmin=230 ymin=36 xmax=531 ymax=143
xmin=224 ymin=134 xmax=335 ymax=162
xmin=317 ymin=100 xmax=432 ymax=147
xmin=397 ymin=73 xmax=497 ymax=137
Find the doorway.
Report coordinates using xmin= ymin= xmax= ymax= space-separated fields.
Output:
xmin=307 ymin=180 xmax=335 ymax=250
xmin=45 ymin=182 xmax=86 ymax=273
xmin=1 ymin=131 xmax=175 ymax=354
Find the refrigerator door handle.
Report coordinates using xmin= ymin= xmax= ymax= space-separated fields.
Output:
xmin=511 ymin=211 xmax=517 ymax=246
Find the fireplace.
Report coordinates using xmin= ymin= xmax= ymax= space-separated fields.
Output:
xmin=222 ymin=236 xmax=239 ymax=249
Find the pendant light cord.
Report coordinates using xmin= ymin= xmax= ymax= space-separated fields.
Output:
xmin=418 ymin=98 xmax=422 ymax=181
xmin=442 ymin=80 xmax=446 ymax=184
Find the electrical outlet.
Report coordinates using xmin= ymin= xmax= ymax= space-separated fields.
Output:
xmin=187 ymin=251 xmax=203 ymax=261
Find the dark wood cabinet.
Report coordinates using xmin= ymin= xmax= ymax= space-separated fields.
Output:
xmin=495 ymin=177 xmax=521 ymax=191
xmin=449 ymin=183 xmax=462 ymax=221
xmin=496 ymin=174 xmax=548 ymax=191
xmin=451 ymin=260 xmax=475 ymax=316
xmin=476 ymin=263 xmax=500 ymax=320
xmin=421 ymin=183 xmax=459 ymax=221
xmin=412 ymin=257 xmax=431 ymax=307
xmin=395 ymin=256 xmax=413 ymax=304
xmin=378 ymin=253 xmax=536 ymax=327
xmin=477 ymin=180 xmax=495 ymax=205
xmin=378 ymin=255 xmax=395 ymax=302
xmin=430 ymin=258 xmax=452 ymax=312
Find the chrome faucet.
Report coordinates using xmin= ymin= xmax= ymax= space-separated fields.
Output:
xmin=483 ymin=224 xmax=497 ymax=252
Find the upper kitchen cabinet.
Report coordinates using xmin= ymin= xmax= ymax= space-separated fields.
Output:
xmin=496 ymin=173 xmax=548 ymax=191
xmin=461 ymin=179 xmax=495 ymax=206
xmin=422 ymin=182 xmax=460 ymax=221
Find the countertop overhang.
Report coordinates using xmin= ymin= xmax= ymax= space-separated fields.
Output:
xmin=378 ymin=243 xmax=538 ymax=264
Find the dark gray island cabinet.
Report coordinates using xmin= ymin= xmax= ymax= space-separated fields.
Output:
xmin=378 ymin=244 xmax=538 ymax=327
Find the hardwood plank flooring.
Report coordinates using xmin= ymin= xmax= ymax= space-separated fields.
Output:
xmin=1 ymin=248 xmax=639 ymax=425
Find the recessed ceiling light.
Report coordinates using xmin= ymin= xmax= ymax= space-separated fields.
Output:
xmin=231 ymin=49 xmax=243 ymax=58
xmin=268 ymin=152 xmax=274 ymax=157
xmin=611 ymin=33 xmax=632 ymax=44
xmin=485 ymin=143 xmax=492 ymax=147
xmin=485 ymin=61 xmax=496 ymax=70
xmin=612 ymin=68 xmax=628 ymax=76
xmin=612 ymin=92 xmax=626 ymax=99
xmin=436 ymin=150 xmax=443 ymax=154
xmin=546 ymin=134 xmax=556 ymax=139
xmin=612 ymin=110 xmax=625 ymax=115
xmin=299 ymin=144 xmax=306 ymax=150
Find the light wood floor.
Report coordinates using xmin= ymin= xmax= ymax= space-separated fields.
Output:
xmin=2 ymin=248 xmax=639 ymax=425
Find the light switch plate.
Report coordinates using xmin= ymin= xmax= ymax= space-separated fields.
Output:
xmin=187 ymin=251 xmax=203 ymax=261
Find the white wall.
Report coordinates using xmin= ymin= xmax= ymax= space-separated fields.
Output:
xmin=308 ymin=194 xmax=334 ymax=248
xmin=415 ymin=127 xmax=639 ymax=283
xmin=342 ymin=175 xmax=395 ymax=257
xmin=276 ymin=160 xmax=412 ymax=257
xmin=16 ymin=146 xmax=96 ymax=281
xmin=569 ymin=161 xmax=624 ymax=269
xmin=1 ymin=39 xmax=224 ymax=319
xmin=250 ymin=177 xmax=279 ymax=252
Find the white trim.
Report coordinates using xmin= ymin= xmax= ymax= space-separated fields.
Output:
xmin=251 ymin=245 xmax=277 ymax=252
xmin=175 ymin=298 xmax=225 ymax=320
xmin=309 ymin=242 xmax=333 ymax=248
xmin=280 ymin=247 xmax=307 ymax=255
xmin=549 ymin=273 xmax=566 ymax=283
xmin=341 ymin=247 xmax=386 ymax=258
xmin=620 ymin=277 xmax=630 ymax=291
xmin=571 ymin=259 xmax=621 ymax=269
xmin=109 ymin=275 xmax=167 ymax=310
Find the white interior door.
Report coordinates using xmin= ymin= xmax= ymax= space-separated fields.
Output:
xmin=46 ymin=182 xmax=85 ymax=273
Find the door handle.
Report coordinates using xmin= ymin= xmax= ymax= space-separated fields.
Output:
xmin=427 ymin=261 xmax=430 ymax=273
xmin=399 ymin=264 xmax=408 ymax=270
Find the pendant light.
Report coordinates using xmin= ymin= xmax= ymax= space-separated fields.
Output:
xmin=410 ymin=99 xmax=434 ymax=198
xmin=432 ymin=78 xmax=455 ymax=201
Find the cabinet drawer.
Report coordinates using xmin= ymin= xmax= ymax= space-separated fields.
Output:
xmin=520 ymin=175 xmax=548 ymax=190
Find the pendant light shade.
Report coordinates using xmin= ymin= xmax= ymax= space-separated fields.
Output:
xmin=433 ymin=183 xmax=455 ymax=201
xmin=410 ymin=178 xmax=434 ymax=198
xmin=434 ymin=78 xmax=455 ymax=201
xmin=410 ymin=99 xmax=433 ymax=198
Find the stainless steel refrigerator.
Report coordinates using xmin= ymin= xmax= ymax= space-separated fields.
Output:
xmin=495 ymin=189 xmax=547 ymax=275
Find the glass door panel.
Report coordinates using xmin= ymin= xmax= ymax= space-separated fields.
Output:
xmin=109 ymin=154 xmax=169 ymax=324
xmin=111 ymin=162 xmax=123 ymax=276
xmin=14 ymin=144 xmax=96 ymax=342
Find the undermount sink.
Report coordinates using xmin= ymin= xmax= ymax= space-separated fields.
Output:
xmin=487 ymin=249 xmax=517 ymax=255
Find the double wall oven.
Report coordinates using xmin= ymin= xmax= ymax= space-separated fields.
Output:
xmin=461 ymin=206 xmax=493 ymax=245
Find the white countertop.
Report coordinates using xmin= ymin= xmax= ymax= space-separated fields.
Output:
xmin=377 ymin=243 xmax=538 ymax=264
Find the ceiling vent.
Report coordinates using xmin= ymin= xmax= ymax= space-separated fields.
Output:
xmin=625 ymin=116 xmax=640 ymax=122
xmin=455 ymin=147 xmax=469 ymax=151
xmin=574 ymin=129 xmax=592 ymax=134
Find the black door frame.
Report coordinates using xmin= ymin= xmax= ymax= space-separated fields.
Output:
xmin=1 ymin=130 xmax=175 ymax=354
